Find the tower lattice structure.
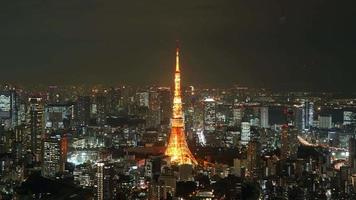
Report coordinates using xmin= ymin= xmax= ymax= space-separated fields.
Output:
xmin=165 ymin=45 xmax=197 ymax=166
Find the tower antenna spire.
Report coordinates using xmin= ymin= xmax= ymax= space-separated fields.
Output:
xmin=175 ymin=40 xmax=180 ymax=72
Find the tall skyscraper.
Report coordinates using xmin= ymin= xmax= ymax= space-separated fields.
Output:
xmin=0 ymin=90 xmax=18 ymax=129
xmin=95 ymin=162 xmax=116 ymax=199
xmin=280 ymin=125 xmax=298 ymax=160
xmin=240 ymin=122 xmax=251 ymax=145
xmin=203 ymin=98 xmax=216 ymax=132
xmin=260 ymin=107 xmax=269 ymax=128
xmin=147 ymin=88 xmax=161 ymax=128
xmin=97 ymin=162 xmax=104 ymax=200
xmin=165 ymin=44 xmax=197 ymax=166
xmin=137 ymin=92 xmax=149 ymax=107
xmin=232 ymin=105 xmax=243 ymax=126
xmin=344 ymin=111 xmax=355 ymax=125
xmin=94 ymin=95 xmax=107 ymax=126
xmin=28 ymin=97 xmax=44 ymax=161
xmin=303 ymin=100 xmax=314 ymax=130
xmin=158 ymin=87 xmax=171 ymax=125
xmin=76 ymin=96 xmax=91 ymax=126
xmin=42 ymin=136 xmax=62 ymax=177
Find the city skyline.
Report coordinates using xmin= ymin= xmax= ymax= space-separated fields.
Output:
xmin=2 ymin=2 xmax=356 ymax=199
xmin=1 ymin=0 xmax=356 ymax=91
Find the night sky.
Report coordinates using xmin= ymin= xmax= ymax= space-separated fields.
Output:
xmin=1 ymin=0 xmax=356 ymax=91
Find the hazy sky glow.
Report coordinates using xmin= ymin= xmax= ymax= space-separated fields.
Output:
xmin=1 ymin=0 xmax=356 ymax=91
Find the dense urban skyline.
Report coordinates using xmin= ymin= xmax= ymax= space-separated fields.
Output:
xmin=1 ymin=0 xmax=356 ymax=91
xmin=2 ymin=1 xmax=356 ymax=198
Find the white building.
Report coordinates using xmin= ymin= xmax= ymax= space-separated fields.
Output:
xmin=240 ymin=122 xmax=251 ymax=145
xmin=203 ymin=98 xmax=216 ymax=132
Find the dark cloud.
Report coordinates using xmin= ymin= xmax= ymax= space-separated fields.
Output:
xmin=1 ymin=0 xmax=356 ymax=91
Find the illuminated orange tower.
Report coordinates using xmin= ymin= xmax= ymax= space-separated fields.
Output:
xmin=165 ymin=44 xmax=197 ymax=166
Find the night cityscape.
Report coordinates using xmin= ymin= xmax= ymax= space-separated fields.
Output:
xmin=1 ymin=1 xmax=356 ymax=200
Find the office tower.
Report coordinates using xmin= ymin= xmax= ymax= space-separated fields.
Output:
xmin=148 ymin=89 xmax=161 ymax=128
xmin=203 ymin=98 xmax=216 ymax=132
xmin=0 ymin=123 xmax=14 ymax=154
xmin=260 ymin=107 xmax=269 ymax=128
xmin=165 ymin=45 xmax=197 ymax=166
xmin=0 ymin=90 xmax=18 ymax=129
xmin=158 ymin=87 xmax=171 ymax=125
xmin=301 ymin=100 xmax=314 ymax=130
xmin=233 ymin=106 xmax=243 ymax=126
xmin=28 ymin=97 xmax=44 ymax=161
xmin=215 ymin=103 xmax=230 ymax=127
xmin=42 ymin=136 xmax=61 ymax=177
xmin=247 ymin=140 xmax=261 ymax=177
xmin=14 ymin=125 xmax=25 ymax=161
xmin=94 ymin=95 xmax=107 ymax=126
xmin=99 ymin=163 xmax=116 ymax=199
xmin=240 ymin=122 xmax=251 ymax=145
xmin=97 ymin=162 xmax=104 ymax=200
xmin=318 ymin=115 xmax=332 ymax=129
xmin=137 ymin=91 xmax=149 ymax=107
xmin=17 ymin=103 xmax=26 ymax=126
xmin=107 ymin=87 xmax=121 ymax=114
xmin=76 ymin=96 xmax=91 ymax=126
xmin=344 ymin=111 xmax=355 ymax=125
xmin=280 ymin=125 xmax=298 ymax=160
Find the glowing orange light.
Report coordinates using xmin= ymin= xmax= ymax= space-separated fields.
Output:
xmin=165 ymin=45 xmax=197 ymax=166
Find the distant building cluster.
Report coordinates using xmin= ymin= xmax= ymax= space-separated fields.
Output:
xmin=0 ymin=81 xmax=356 ymax=199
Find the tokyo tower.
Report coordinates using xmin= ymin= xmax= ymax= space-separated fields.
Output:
xmin=165 ymin=44 xmax=198 ymax=166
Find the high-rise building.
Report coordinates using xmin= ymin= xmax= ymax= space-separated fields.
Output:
xmin=76 ymin=96 xmax=91 ymax=126
xmin=147 ymin=89 xmax=161 ymax=128
xmin=0 ymin=90 xmax=18 ymax=129
xmin=280 ymin=125 xmax=298 ymax=159
xmin=203 ymin=98 xmax=216 ymax=132
xmin=42 ymin=136 xmax=62 ymax=177
xmin=247 ymin=140 xmax=261 ymax=177
xmin=240 ymin=122 xmax=251 ymax=145
xmin=94 ymin=162 xmax=118 ymax=199
xmin=232 ymin=105 xmax=243 ymax=126
xmin=17 ymin=103 xmax=26 ymax=126
xmin=344 ymin=111 xmax=355 ymax=125
xmin=294 ymin=107 xmax=304 ymax=131
xmin=106 ymin=87 xmax=121 ymax=114
xmin=158 ymin=87 xmax=171 ymax=125
xmin=137 ymin=92 xmax=149 ymax=107
xmin=165 ymin=44 xmax=197 ymax=166
xmin=94 ymin=95 xmax=107 ymax=126
xmin=28 ymin=97 xmax=44 ymax=161
xmin=260 ymin=107 xmax=269 ymax=128
xmin=303 ymin=100 xmax=314 ymax=130
xmin=97 ymin=162 xmax=104 ymax=200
